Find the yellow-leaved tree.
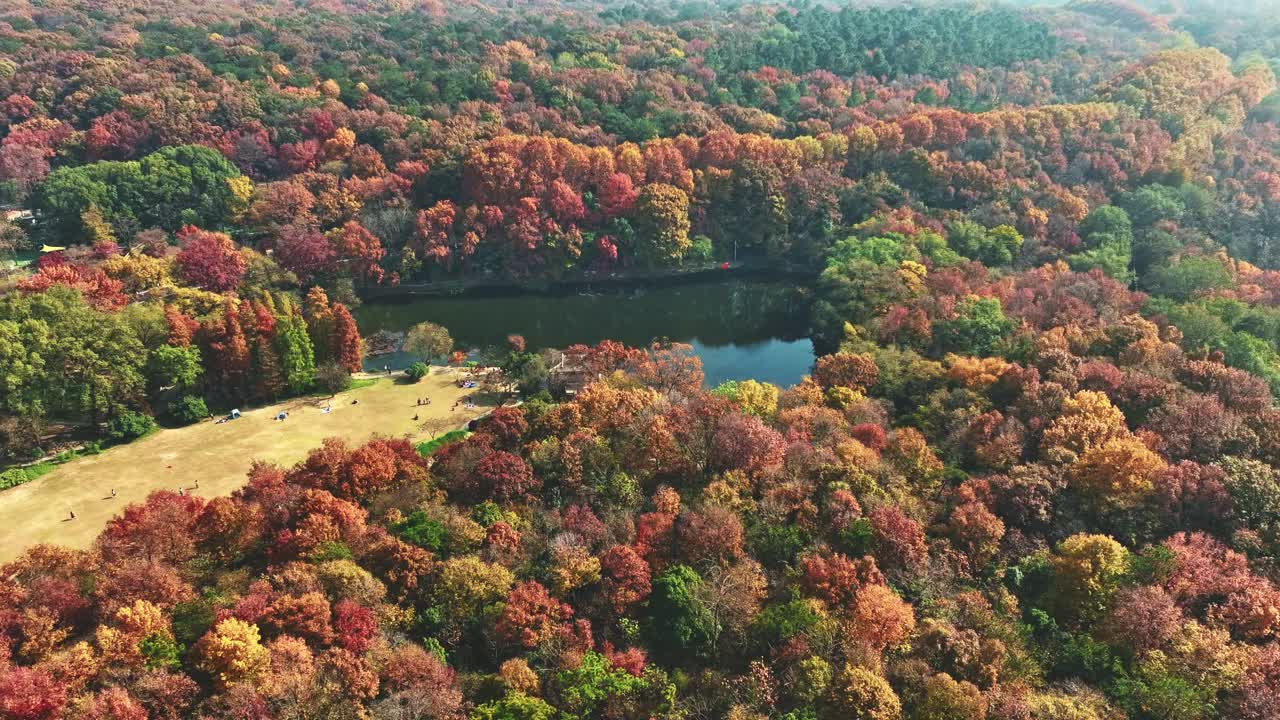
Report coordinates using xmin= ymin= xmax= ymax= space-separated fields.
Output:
xmin=195 ymin=617 xmax=270 ymax=688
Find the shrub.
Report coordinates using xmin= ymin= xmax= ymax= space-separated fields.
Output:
xmin=405 ymin=361 xmax=430 ymax=381
xmin=26 ymin=462 xmax=55 ymax=478
xmin=0 ymin=467 xmax=30 ymax=490
xmin=0 ymin=462 xmax=55 ymax=490
xmin=106 ymin=410 xmax=157 ymax=443
xmin=169 ymin=395 xmax=209 ymax=426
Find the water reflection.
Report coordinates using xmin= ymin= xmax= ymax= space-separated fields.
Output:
xmin=354 ymin=279 xmax=815 ymax=387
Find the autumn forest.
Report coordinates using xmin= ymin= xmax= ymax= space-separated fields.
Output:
xmin=5 ymin=0 xmax=1280 ymax=718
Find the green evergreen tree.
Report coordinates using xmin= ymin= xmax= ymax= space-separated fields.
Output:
xmin=275 ymin=297 xmax=316 ymax=395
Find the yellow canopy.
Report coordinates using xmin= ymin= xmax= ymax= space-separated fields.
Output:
xmin=40 ymin=245 xmax=66 ymax=253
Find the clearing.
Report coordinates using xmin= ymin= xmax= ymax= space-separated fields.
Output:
xmin=0 ymin=369 xmax=494 ymax=563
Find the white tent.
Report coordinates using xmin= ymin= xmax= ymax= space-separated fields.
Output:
xmin=230 ymin=409 xmax=241 ymax=419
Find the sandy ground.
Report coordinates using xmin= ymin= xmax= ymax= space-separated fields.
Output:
xmin=0 ymin=369 xmax=494 ymax=563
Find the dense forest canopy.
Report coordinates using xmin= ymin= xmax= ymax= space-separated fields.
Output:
xmin=5 ymin=0 xmax=1280 ymax=719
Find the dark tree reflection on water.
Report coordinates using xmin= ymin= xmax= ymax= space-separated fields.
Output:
xmin=354 ymin=279 xmax=815 ymax=386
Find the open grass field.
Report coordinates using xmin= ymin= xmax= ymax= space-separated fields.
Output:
xmin=0 ymin=369 xmax=495 ymax=563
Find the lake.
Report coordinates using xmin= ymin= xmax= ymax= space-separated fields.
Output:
xmin=353 ymin=277 xmax=816 ymax=388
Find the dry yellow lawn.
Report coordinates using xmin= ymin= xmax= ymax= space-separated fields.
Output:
xmin=0 ymin=369 xmax=494 ymax=563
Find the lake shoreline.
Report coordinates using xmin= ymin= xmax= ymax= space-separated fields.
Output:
xmin=360 ymin=261 xmax=820 ymax=301
xmin=352 ymin=276 xmax=818 ymax=388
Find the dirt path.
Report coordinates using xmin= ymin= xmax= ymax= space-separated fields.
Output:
xmin=0 ymin=370 xmax=493 ymax=563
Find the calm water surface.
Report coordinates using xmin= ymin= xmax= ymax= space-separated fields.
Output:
xmin=354 ymin=279 xmax=815 ymax=387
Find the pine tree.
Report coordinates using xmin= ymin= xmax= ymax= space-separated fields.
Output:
xmin=276 ymin=297 xmax=316 ymax=395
